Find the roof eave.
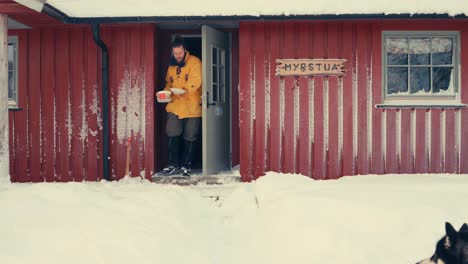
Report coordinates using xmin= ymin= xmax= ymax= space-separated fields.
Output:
xmin=40 ymin=3 xmax=468 ymax=25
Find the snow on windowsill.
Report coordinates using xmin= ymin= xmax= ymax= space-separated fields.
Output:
xmin=375 ymin=103 xmax=467 ymax=109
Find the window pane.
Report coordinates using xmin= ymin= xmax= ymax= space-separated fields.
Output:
xmin=219 ymin=49 xmax=225 ymax=102
xmin=212 ymin=84 xmax=218 ymax=102
xmin=8 ymin=71 xmax=15 ymax=100
xmin=433 ymin=67 xmax=453 ymax=94
xmin=212 ymin=66 xmax=218 ymax=83
xmin=387 ymin=67 xmax=408 ymax=94
xmin=410 ymin=38 xmax=430 ymax=65
xmin=410 ymin=67 xmax=430 ymax=94
xmin=212 ymin=47 xmax=217 ymax=65
xmin=8 ymin=44 xmax=13 ymax=71
xmin=386 ymin=38 xmax=408 ymax=65
xmin=432 ymin=38 xmax=453 ymax=65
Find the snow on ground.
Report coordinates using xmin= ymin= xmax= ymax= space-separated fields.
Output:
xmin=1 ymin=172 xmax=467 ymax=264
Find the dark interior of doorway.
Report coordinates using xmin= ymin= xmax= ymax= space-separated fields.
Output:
xmin=155 ymin=30 xmax=203 ymax=172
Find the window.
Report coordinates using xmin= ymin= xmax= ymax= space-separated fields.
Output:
xmin=382 ymin=31 xmax=460 ymax=105
xmin=8 ymin=36 xmax=18 ymax=108
xmin=211 ymin=46 xmax=225 ymax=103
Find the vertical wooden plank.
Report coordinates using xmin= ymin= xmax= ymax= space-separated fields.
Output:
xmin=253 ymin=22 xmax=266 ymax=179
xmin=268 ymin=22 xmax=281 ymax=173
xmin=431 ymin=109 xmax=442 ymax=173
xmin=14 ymin=31 xmax=29 ymax=182
xmin=415 ymin=109 xmax=428 ymax=173
xmin=341 ymin=23 xmax=354 ymax=176
xmin=356 ymin=23 xmax=370 ymax=175
xmin=97 ymin=27 xmax=111 ymax=181
xmin=55 ymin=29 xmax=71 ymax=182
xmin=41 ymin=28 xmax=55 ymax=182
xmin=129 ymin=26 xmax=142 ymax=178
xmin=28 ymin=30 xmax=42 ymax=182
xmin=297 ymin=22 xmax=310 ymax=177
xmin=239 ymin=22 xmax=253 ymax=181
xmin=85 ymin=27 xmax=99 ymax=181
xmin=69 ymin=29 xmax=85 ymax=182
xmin=313 ymin=23 xmax=325 ymax=179
xmin=400 ymin=109 xmax=412 ymax=173
xmin=143 ymin=24 xmax=155 ymax=180
xmin=385 ymin=109 xmax=398 ymax=173
xmin=0 ymin=15 xmax=9 ymax=180
xmin=445 ymin=109 xmax=456 ymax=173
xmin=327 ymin=22 xmax=340 ymax=179
xmin=112 ymin=29 xmax=128 ymax=180
xmin=460 ymin=28 xmax=468 ymax=173
xmin=371 ymin=23 xmax=384 ymax=175
xmin=106 ymin=27 xmax=117 ymax=180
xmin=282 ymin=22 xmax=296 ymax=173
xmin=230 ymin=30 xmax=240 ymax=167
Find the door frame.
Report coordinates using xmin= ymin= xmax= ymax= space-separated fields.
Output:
xmin=169 ymin=31 xmax=233 ymax=175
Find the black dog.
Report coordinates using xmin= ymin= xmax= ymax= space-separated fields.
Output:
xmin=417 ymin=222 xmax=468 ymax=264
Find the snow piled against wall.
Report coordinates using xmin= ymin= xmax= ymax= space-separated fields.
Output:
xmin=46 ymin=0 xmax=468 ymax=17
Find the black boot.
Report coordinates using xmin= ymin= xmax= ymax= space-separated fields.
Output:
xmin=162 ymin=136 xmax=180 ymax=175
xmin=181 ymin=140 xmax=195 ymax=176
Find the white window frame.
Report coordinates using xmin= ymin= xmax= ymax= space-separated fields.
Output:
xmin=8 ymin=36 xmax=19 ymax=109
xmin=381 ymin=31 xmax=462 ymax=106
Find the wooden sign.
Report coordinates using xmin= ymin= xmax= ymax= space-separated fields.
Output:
xmin=275 ymin=59 xmax=346 ymax=76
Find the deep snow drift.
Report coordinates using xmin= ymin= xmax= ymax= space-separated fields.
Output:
xmin=1 ymin=172 xmax=467 ymax=264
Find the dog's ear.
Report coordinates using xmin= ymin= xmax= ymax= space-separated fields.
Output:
xmin=446 ymin=222 xmax=458 ymax=238
xmin=460 ymin=223 xmax=468 ymax=232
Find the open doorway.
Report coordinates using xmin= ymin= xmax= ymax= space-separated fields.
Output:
xmin=154 ymin=26 xmax=237 ymax=178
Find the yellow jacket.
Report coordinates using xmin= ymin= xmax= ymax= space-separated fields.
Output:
xmin=163 ymin=52 xmax=202 ymax=119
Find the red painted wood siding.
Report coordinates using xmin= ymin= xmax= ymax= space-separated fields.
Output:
xmin=239 ymin=20 xmax=468 ymax=181
xmin=8 ymin=24 xmax=155 ymax=182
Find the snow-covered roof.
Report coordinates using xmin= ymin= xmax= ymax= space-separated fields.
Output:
xmin=18 ymin=0 xmax=468 ymax=18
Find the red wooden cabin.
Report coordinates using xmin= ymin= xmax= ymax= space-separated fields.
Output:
xmin=1 ymin=0 xmax=467 ymax=182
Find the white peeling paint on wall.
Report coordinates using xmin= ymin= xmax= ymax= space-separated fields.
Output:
xmin=67 ymin=79 xmax=72 ymax=158
xmin=323 ymin=78 xmax=329 ymax=154
xmin=352 ymin=52 xmax=358 ymax=172
xmin=265 ymin=54 xmax=271 ymax=168
xmin=116 ymin=68 xmax=129 ymax=144
xmin=251 ymin=55 xmax=256 ymax=121
xmin=411 ymin=109 xmax=416 ymax=168
xmin=381 ymin=110 xmax=387 ymax=172
xmin=367 ymin=64 xmax=372 ymax=164
xmin=79 ymin=81 xmax=88 ymax=142
xmin=396 ymin=110 xmax=401 ymax=166
xmin=338 ymin=77 xmax=343 ymax=170
xmin=308 ymin=78 xmax=314 ymax=176
xmin=89 ymin=87 xmax=101 ymax=137
xmin=250 ymin=55 xmax=256 ymax=170
xmin=279 ymin=78 xmax=285 ymax=166
xmin=441 ymin=110 xmax=446 ymax=171
xmin=426 ymin=110 xmax=431 ymax=167
xmin=139 ymin=68 xmax=146 ymax=152
xmin=293 ymin=78 xmax=300 ymax=172
xmin=116 ymin=68 xmax=146 ymax=144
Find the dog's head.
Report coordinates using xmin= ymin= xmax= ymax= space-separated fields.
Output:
xmin=417 ymin=222 xmax=468 ymax=264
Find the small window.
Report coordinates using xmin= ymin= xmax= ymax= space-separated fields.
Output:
xmin=211 ymin=46 xmax=225 ymax=103
xmin=382 ymin=31 xmax=460 ymax=105
xmin=8 ymin=36 xmax=18 ymax=108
